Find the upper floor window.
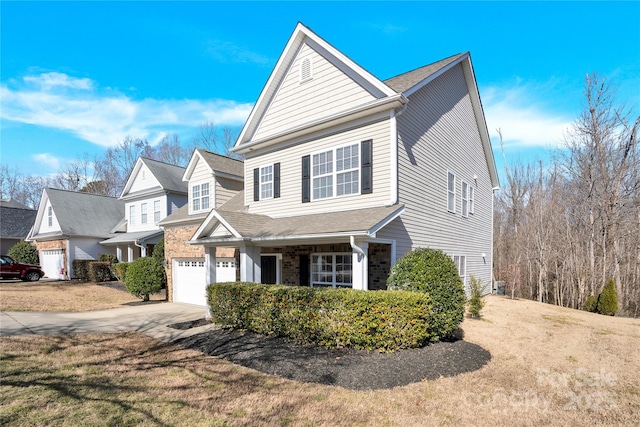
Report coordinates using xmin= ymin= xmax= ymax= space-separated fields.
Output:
xmin=154 ymin=200 xmax=161 ymax=223
xmin=47 ymin=206 xmax=52 ymax=227
xmin=141 ymin=203 xmax=148 ymax=224
xmin=260 ymin=165 xmax=273 ymax=199
xmin=447 ymin=171 xmax=456 ymax=213
xmin=129 ymin=205 xmax=136 ymax=226
xmin=299 ymin=56 xmax=313 ymax=83
xmin=192 ymin=182 xmax=210 ymax=212
xmin=312 ymin=143 xmax=360 ymax=200
xmin=461 ymin=181 xmax=469 ymax=218
xmin=469 ymin=186 xmax=475 ymax=215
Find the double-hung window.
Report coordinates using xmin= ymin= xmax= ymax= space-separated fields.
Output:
xmin=469 ymin=186 xmax=475 ymax=215
xmin=461 ymin=181 xmax=469 ymax=218
xmin=312 ymin=143 xmax=359 ymax=200
xmin=141 ymin=203 xmax=148 ymax=224
xmin=129 ymin=205 xmax=136 ymax=226
xmin=447 ymin=171 xmax=456 ymax=213
xmin=47 ymin=206 xmax=53 ymax=227
xmin=453 ymin=255 xmax=467 ymax=285
xmin=260 ymin=165 xmax=273 ymax=199
xmin=311 ymin=253 xmax=353 ymax=288
xmin=154 ymin=200 xmax=161 ymax=223
xmin=191 ymin=182 xmax=210 ymax=212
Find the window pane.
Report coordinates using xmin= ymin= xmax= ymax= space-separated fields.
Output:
xmin=201 ymin=182 xmax=209 ymax=196
xmin=313 ymin=176 xmax=333 ymax=199
xmin=337 ymin=171 xmax=359 ymax=196
xmin=193 ymin=199 xmax=200 ymax=211
xmin=202 ymin=196 xmax=210 ymax=210
xmin=192 ymin=185 xmax=200 ymax=199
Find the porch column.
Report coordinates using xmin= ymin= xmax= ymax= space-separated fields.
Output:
xmin=239 ymin=244 xmax=261 ymax=282
xmin=116 ymin=246 xmax=123 ymax=262
xmin=204 ymin=246 xmax=217 ymax=319
xmin=127 ymin=245 xmax=134 ymax=262
xmin=352 ymin=241 xmax=369 ymax=291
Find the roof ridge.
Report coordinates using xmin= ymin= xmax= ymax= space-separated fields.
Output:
xmin=383 ymin=52 xmax=467 ymax=83
xmin=196 ymin=148 xmax=244 ymax=164
xmin=46 ymin=187 xmax=120 ymax=199
xmin=140 ymin=157 xmax=187 ymax=169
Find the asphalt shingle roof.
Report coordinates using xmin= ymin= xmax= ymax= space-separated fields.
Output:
xmin=384 ymin=53 xmax=467 ymax=93
xmin=141 ymin=158 xmax=188 ymax=194
xmin=0 ymin=207 xmax=37 ymax=239
xmin=196 ymin=149 xmax=244 ymax=177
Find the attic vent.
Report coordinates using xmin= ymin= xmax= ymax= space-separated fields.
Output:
xmin=299 ymin=56 xmax=312 ymax=83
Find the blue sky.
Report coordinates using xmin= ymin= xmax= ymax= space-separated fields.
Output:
xmin=2 ymin=1 xmax=639 ymax=181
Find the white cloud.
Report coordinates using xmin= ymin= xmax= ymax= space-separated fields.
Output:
xmin=482 ymin=82 xmax=574 ymax=150
xmin=32 ymin=153 xmax=63 ymax=171
xmin=0 ymin=72 xmax=253 ymax=148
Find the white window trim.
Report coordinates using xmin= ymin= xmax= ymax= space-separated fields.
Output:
xmin=461 ymin=181 xmax=469 ymax=218
xmin=469 ymin=186 xmax=475 ymax=215
xmin=452 ymin=254 xmax=467 ymax=286
xmin=129 ymin=205 xmax=136 ymax=226
xmin=259 ymin=164 xmax=274 ymax=200
xmin=310 ymin=142 xmax=361 ymax=201
xmin=153 ymin=200 xmax=161 ymax=223
xmin=141 ymin=202 xmax=148 ymax=224
xmin=447 ymin=170 xmax=456 ymax=213
xmin=47 ymin=206 xmax=53 ymax=227
xmin=299 ymin=55 xmax=313 ymax=83
xmin=190 ymin=180 xmax=212 ymax=214
xmin=310 ymin=252 xmax=353 ymax=288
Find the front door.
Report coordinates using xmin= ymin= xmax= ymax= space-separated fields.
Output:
xmin=261 ymin=255 xmax=277 ymax=284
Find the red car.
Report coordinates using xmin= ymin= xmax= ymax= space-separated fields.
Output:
xmin=0 ymin=255 xmax=45 ymax=281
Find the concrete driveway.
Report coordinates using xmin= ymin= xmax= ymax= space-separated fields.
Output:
xmin=0 ymin=303 xmax=212 ymax=343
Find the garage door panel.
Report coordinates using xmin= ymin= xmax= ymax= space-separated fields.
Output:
xmin=173 ymin=258 xmax=206 ymax=306
xmin=41 ymin=249 xmax=64 ymax=280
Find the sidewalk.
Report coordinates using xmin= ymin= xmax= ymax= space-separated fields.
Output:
xmin=0 ymin=303 xmax=213 ymax=343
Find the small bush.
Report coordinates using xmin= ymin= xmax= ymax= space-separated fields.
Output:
xmin=207 ymin=283 xmax=434 ymax=351
xmin=596 ymin=278 xmax=618 ymax=316
xmin=467 ymin=275 xmax=487 ymax=318
xmin=112 ymin=262 xmax=130 ymax=282
xmin=88 ymin=262 xmax=114 ymax=282
xmin=584 ymin=295 xmax=598 ymax=313
xmin=99 ymin=253 xmax=118 ymax=264
xmin=152 ymin=238 xmax=164 ymax=265
xmin=387 ymin=248 xmax=466 ymax=339
xmin=72 ymin=259 xmax=92 ymax=281
xmin=8 ymin=240 xmax=39 ymax=265
xmin=124 ymin=257 xmax=164 ymax=301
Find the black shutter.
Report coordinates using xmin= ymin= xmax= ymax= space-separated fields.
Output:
xmin=253 ymin=168 xmax=259 ymax=201
xmin=361 ymin=139 xmax=373 ymax=194
xmin=299 ymin=254 xmax=309 ymax=286
xmin=274 ymin=163 xmax=281 ymax=198
xmin=302 ymin=155 xmax=310 ymax=203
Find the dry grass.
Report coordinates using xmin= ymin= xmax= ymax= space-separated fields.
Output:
xmin=0 ymin=281 xmax=166 ymax=312
xmin=1 ymin=296 xmax=639 ymax=426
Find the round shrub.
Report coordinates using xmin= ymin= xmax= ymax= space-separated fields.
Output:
xmin=124 ymin=257 xmax=164 ymax=301
xmin=387 ymin=248 xmax=465 ymax=340
xmin=8 ymin=240 xmax=39 ymax=265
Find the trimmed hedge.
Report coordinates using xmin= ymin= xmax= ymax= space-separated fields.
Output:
xmin=72 ymin=259 xmax=92 ymax=281
xmin=88 ymin=261 xmax=114 ymax=282
xmin=207 ymin=282 xmax=434 ymax=351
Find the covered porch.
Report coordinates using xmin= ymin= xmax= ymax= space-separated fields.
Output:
xmin=100 ymin=230 xmax=164 ymax=262
xmin=187 ymin=205 xmax=404 ymax=291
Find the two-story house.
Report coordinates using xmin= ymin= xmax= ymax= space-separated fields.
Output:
xmin=100 ymin=157 xmax=188 ymax=260
xmin=178 ymin=23 xmax=498 ymax=300
xmin=28 ymin=157 xmax=188 ymax=279
xmin=159 ymin=149 xmax=244 ymax=306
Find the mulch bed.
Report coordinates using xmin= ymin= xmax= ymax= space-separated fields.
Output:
xmin=175 ymin=328 xmax=491 ymax=390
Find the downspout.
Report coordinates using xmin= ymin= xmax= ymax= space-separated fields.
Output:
xmin=350 ymin=235 xmax=368 ymax=290
xmin=389 ymin=103 xmax=408 ymax=206
xmin=134 ymin=239 xmax=147 ymax=257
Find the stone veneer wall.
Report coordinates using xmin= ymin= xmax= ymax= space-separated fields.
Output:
xmin=36 ymin=239 xmax=69 ymax=279
xmin=164 ymin=224 xmax=237 ymax=302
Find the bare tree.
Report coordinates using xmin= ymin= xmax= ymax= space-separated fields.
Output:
xmin=192 ymin=121 xmax=242 ymax=159
xmin=155 ymin=133 xmax=190 ymax=166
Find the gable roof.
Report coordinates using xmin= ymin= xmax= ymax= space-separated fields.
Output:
xmin=120 ymin=157 xmax=187 ymax=198
xmin=0 ymin=206 xmax=37 ymax=239
xmin=384 ymin=53 xmax=468 ymax=93
xmin=31 ymin=188 xmax=124 ymax=239
xmin=183 ymin=149 xmax=244 ymax=182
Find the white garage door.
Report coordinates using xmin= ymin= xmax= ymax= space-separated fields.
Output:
xmin=173 ymin=258 xmax=206 ymax=306
xmin=216 ymin=258 xmax=237 ymax=282
xmin=40 ymin=249 xmax=65 ymax=280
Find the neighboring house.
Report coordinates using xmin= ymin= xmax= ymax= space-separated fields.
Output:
xmin=28 ymin=158 xmax=188 ymax=280
xmin=159 ymin=149 xmax=244 ymax=306
xmin=100 ymin=157 xmax=188 ymax=261
xmin=27 ymin=189 xmax=124 ymax=279
xmin=0 ymin=199 xmax=37 ymax=254
xmin=176 ymin=22 xmax=498 ymax=303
